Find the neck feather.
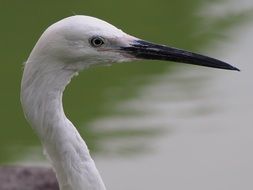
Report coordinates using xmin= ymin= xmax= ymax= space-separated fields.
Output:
xmin=21 ymin=59 xmax=106 ymax=190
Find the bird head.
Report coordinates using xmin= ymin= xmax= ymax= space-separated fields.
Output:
xmin=29 ymin=15 xmax=239 ymax=71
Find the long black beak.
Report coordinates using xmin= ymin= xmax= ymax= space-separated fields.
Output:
xmin=121 ymin=40 xmax=239 ymax=71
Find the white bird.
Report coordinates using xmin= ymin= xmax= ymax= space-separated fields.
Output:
xmin=20 ymin=15 xmax=239 ymax=190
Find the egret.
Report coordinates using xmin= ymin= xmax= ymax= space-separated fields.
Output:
xmin=19 ymin=15 xmax=239 ymax=190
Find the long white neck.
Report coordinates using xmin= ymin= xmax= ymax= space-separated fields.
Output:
xmin=21 ymin=57 xmax=106 ymax=190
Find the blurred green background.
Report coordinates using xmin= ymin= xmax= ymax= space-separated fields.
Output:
xmin=0 ymin=0 xmax=249 ymax=163
xmin=0 ymin=0 xmax=250 ymax=167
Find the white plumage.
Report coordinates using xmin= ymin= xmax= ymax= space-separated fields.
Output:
xmin=21 ymin=15 xmax=238 ymax=190
xmin=21 ymin=16 xmax=126 ymax=190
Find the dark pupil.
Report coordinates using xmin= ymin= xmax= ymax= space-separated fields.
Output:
xmin=93 ymin=38 xmax=103 ymax=46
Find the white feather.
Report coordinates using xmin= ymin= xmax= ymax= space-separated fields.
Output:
xmin=21 ymin=15 xmax=136 ymax=190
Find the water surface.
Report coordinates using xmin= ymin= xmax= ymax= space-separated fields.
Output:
xmin=0 ymin=0 xmax=252 ymax=189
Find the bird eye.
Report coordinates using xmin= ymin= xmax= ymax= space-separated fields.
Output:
xmin=89 ymin=36 xmax=105 ymax=47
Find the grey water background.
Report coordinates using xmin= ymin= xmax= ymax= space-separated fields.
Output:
xmin=0 ymin=0 xmax=253 ymax=189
